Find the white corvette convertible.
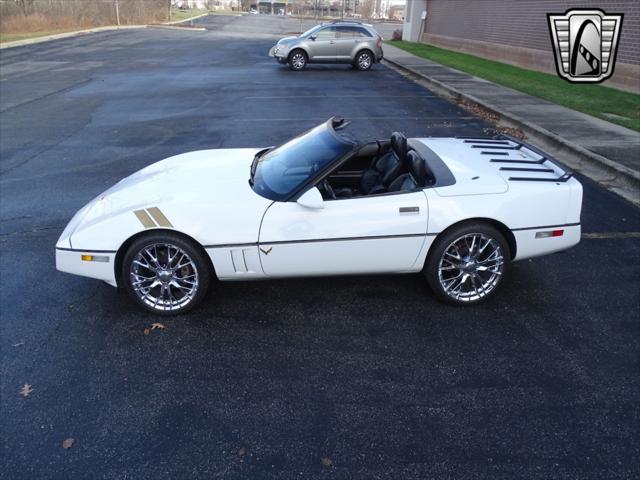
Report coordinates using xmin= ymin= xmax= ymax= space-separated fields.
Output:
xmin=56 ymin=118 xmax=582 ymax=315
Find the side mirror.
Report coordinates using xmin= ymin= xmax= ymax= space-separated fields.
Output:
xmin=309 ymin=34 xmax=317 ymax=41
xmin=296 ymin=187 xmax=324 ymax=210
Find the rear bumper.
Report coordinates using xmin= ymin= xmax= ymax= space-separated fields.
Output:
xmin=512 ymin=224 xmax=581 ymax=261
xmin=56 ymin=248 xmax=118 ymax=287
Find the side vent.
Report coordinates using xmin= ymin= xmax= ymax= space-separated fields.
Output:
xmin=230 ymin=249 xmax=249 ymax=273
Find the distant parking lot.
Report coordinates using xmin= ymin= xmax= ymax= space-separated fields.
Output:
xmin=1 ymin=15 xmax=639 ymax=479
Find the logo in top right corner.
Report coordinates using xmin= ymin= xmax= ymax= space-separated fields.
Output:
xmin=547 ymin=9 xmax=623 ymax=84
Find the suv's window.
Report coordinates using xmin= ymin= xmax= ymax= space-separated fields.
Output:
xmin=336 ymin=26 xmax=373 ymax=38
xmin=315 ymin=27 xmax=337 ymax=40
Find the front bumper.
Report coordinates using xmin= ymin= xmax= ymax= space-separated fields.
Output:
xmin=268 ymin=45 xmax=288 ymax=60
xmin=56 ymin=248 xmax=118 ymax=287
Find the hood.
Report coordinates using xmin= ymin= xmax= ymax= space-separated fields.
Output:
xmin=277 ymin=35 xmax=299 ymax=45
xmin=59 ymin=148 xmax=274 ymax=249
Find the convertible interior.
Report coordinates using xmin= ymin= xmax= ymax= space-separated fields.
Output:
xmin=318 ymin=132 xmax=436 ymax=200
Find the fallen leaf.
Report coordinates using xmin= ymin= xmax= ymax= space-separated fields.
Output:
xmin=62 ymin=438 xmax=75 ymax=449
xmin=19 ymin=384 xmax=33 ymax=397
xmin=151 ymin=323 xmax=165 ymax=331
xmin=321 ymin=457 xmax=333 ymax=468
xmin=238 ymin=447 xmax=246 ymax=457
xmin=143 ymin=328 xmax=150 ymax=335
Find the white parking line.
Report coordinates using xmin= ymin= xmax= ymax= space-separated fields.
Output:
xmin=225 ymin=116 xmax=478 ymax=121
xmin=582 ymin=232 xmax=640 ymax=239
xmin=244 ymin=95 xmax=438 ymax=99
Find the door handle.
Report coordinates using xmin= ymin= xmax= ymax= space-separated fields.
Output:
xmin=329 ymin=40 xmax=335 ymax=44
xmin=399 ymin=206 xmax=419 ymax=214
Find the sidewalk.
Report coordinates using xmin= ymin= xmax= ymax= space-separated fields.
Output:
xmin=382 ymin=43 xmax=640 ymax=205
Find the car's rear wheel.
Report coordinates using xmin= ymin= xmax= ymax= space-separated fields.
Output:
xmin=355 ymin=50 xmax=374 ymax=71
xmin=425 ymin=223 xmax=510 ymax=306
xmin=288 ymin=49 xmax=307 ymax=71
xmin=122 ymin=232 xmax=211 ymax=315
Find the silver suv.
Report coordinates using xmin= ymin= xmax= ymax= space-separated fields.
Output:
xmin=269 ymin=21 xmax=383 ymax=71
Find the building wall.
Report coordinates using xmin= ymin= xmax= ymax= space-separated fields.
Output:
xmin=420 ymin=0 xmax=639 ymax=92
xmin=403 ymin=0 xmax=427 ymax=42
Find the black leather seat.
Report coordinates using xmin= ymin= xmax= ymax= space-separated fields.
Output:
xmin=334 ymin=132 xmax=407 ymax=198
xmin=361 ymin=132 xmax=407 ymax=194
xmin=388 ymin=151 xmax=428 ymax=192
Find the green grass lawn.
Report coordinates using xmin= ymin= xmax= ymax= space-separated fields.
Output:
xmin=170 ymin=8 xmax=209 ymax=22
xmin=0 ymin=30 xmax=79 ymax=43
xmin=389 ymin=41 xmax=640 ymax=132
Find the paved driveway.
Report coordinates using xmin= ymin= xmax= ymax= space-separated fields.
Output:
xmin=1 ymin=19 xmax=639 ymax=479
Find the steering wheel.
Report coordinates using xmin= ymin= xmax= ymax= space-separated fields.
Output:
xmin=322 ymin=179 xmax=336 ymax=200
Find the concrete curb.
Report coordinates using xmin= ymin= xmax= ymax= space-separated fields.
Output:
xmin=383 ymin=57 xmax=640 ymax=207
xmin=148 ymin=24 xmax=207 ymax=32
xmin=0 ymin=25 xmax=147 ymax=49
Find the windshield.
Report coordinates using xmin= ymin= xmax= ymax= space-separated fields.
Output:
xmin=251 ymin=122 xmax=355 ymax=201
xmin=300 ymin=25 xmax=323 ymax=37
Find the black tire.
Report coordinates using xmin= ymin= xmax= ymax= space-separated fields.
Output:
xmin=425 ymin=222 xmax=510 ymax=306
xmin=354 ymin=50 xmax=374 ymax=71
xmin=122 ymin=232 xmax=212 ymax=315
xmin=288 ymin=49 xmax=307 ymax=71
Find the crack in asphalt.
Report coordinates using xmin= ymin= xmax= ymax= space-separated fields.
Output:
xmin=0 ymin=225 xmax=64 ymax=237
xmin=0 ymin=124 xmax=89 ymax=176
xmin=0 ymin=76 xmax=92 ymax=114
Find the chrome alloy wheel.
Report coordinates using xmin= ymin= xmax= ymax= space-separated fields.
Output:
xmin=357 ymin=52 xmax=372 ymax=69
xmin=290 ymin=52 xmax=306 ymax=70
xmin=129 ymin=243 xmax=199 ymax=312
xmin=437 ymin=233 xmax=504 ymax=302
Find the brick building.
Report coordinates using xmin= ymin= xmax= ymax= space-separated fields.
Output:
xmin=403 ymin=0 xmax=639 ymax=92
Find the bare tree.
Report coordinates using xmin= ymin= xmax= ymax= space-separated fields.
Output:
xmin=358 ymin=0 xmax=374 ymax=20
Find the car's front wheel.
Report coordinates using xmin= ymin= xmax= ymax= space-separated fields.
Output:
xmin=355 ymin=50 xmax=374 ymax=71
xmin=288 ymin=49 xmax=307 ymax=71
xmin=122 ymin=232 xmax=211 ymax=315
xmin=425 ymin=223 xmax=510 ymax=306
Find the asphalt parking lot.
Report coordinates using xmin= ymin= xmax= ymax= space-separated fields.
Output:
xmin=1 ymin=15 xmax=639 ymax=479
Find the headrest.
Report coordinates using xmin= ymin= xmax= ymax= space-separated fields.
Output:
xmin=407 ymin=151 xmax=426 ymax=186
xmin=377 ymin=139 xmax=391 ymax=152
xmin=356 ymin=142 xmax=380 ymax=158
xmin=390 ymin=132 xmax=407 ymax=161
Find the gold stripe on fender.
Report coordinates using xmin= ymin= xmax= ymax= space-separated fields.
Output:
xmin=147 ymin=207 xmax=174 ymax=228
xmin=134 ymin=209 xmax=156 ymax=229
xmin=133 ymin=207 xmax=173 ymax=229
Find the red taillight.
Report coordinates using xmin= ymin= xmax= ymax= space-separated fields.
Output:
xmin=376 ymin=37 xmax=382 ymax=48
xmin=535 ymin=229 xmax=564 ymax=238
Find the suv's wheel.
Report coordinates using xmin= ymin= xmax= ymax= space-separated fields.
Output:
xmin=425 ymin=223 xmax=510 ymax=306
xmin=288 ymin=49 xmax=307 ymax=71
xmin=355 ymin=50 xmax=374 ymax=71
xmin=122 ymin=232 xmax=212 ymax=315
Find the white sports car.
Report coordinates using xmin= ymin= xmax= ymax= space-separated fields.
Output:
xmin=56 ymin=118 xmax=583 ymax=315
